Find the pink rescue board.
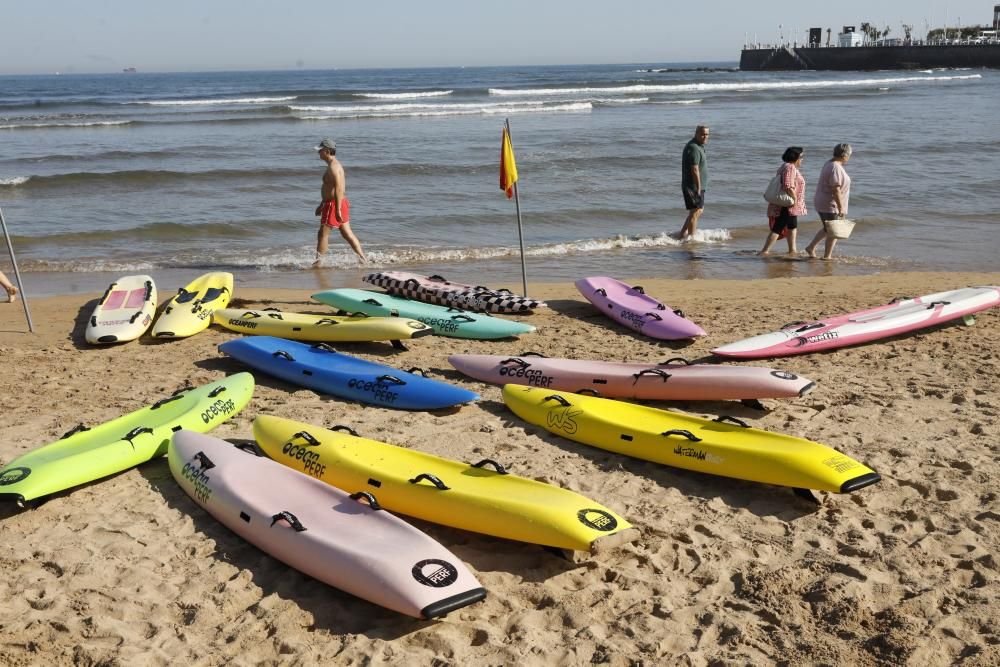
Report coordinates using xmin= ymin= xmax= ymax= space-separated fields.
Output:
xmin=575 ymin=276 xmax=706 ymax=340
xmin=448 ymin=354 xmax=815 ymax=401
xmin=168 ymin=431 xmax=486 ymax=619
xmin=713 ymin=286 xmax=1000 ymax=359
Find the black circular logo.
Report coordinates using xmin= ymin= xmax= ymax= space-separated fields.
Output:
xmin=0 ymin=467 xmax=30 ymax=486
xmin=770 ymin=370 xmax=799 ymax=381
xmin=411 ymin=559 xmax=459 ymax=588
xmin=406 ymin=320 xmax=426 ymax=330
xmin=577 ymin=509 xmax=618 ymax=532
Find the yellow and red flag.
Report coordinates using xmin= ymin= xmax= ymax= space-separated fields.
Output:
xmin=500 ymin=126 xmax=518 ymax=199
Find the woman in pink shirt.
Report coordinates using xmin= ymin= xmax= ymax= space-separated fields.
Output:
xmin=806 ymin=143 xmax=853 ymax=259
xmin=759 ymin=147 xmax=806 ymax=256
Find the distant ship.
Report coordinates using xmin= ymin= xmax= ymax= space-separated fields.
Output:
xmin=741 ymin=5 xmax=1000 ymax=70
xmin=122 ymin=67 xmax=137 ymax=73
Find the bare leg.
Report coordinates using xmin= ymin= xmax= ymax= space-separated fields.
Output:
xmin=758 ymin=232 xmax=779 ymax=256
xmin=0 ymin=270 xmax=17 ymax=303
xmin=679 ymin=208 xmax=703 ymax=239
xmin=786 ymin=228 xmax=798 ymax=255
xmin=805 ymin=229 xmax=826 ymax=258
xmin=338 ymin=222 xmax=367 ymax=263
xmin=313 ymin=224 xmax=331 ymax=268
xmin=822 ymin=236 xmax=839 ymax=260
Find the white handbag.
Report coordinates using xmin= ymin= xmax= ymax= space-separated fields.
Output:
xmin=764 ymin=173 xmax=795 ymax=207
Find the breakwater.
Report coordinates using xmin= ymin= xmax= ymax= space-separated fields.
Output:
xmin=740 ymin=44 xmax=1000 ymax=70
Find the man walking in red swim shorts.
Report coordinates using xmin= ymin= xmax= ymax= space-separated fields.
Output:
xmin=313 ymin=138 xmax=366 ymax=266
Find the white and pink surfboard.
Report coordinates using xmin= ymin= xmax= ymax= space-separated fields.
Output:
xmin=713 ymin=286 xmax=1000 ymax=359
xmin=448 ymin=354 xmax=815 ymax=401
xmin=575 ymin=276 xmax=706 ymax=340
xmin=85 ymin=274 xmax=157 ymax=344
xmin=168 ymin=431 xmax=487 ymax=619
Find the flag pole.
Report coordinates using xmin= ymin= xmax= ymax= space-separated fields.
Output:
xmin=0 ymin=206 xmax=34 ymax=332
xmin=505 ymin=118 xmax=528 ymax=297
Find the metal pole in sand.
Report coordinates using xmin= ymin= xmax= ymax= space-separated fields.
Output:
xmin=505 ymin=118 xmax=529 ymax=298
xmin=0 ymin=206 xmax=35 ymax=332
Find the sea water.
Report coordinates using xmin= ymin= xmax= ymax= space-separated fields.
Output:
xmin=1 ymin=64 xmax=997 ymax=296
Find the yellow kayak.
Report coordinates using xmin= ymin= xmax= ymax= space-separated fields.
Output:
xmin=212 ymin=308 xmax=432 ymax=343
xmin=253 ymin=415 xmax=638 ymax=554
xmin=502 ymin=385 xmax=881 ymax=495
xmin=152 ymin=271 xmax=233 ymax=338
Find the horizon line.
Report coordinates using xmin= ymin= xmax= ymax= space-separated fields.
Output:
xmin=0 ymin=60 xmax=741 ymax=78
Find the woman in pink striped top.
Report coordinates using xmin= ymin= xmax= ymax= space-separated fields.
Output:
xmin=759 ymin=147 xmax=807 ymax=256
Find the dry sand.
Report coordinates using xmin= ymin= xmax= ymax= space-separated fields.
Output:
xmin=0 ymin=271 xmax=998 ymax=666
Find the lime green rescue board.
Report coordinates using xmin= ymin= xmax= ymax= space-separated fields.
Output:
xmin=0 ymin=373 xmax=255 ymax=507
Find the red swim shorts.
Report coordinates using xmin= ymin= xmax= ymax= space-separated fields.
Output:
xmin=320 ymin=198 xmax=350 ymax=228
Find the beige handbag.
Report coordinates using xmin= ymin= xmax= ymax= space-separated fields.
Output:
xmin=823 ymin=218 xmax=855 ymax=239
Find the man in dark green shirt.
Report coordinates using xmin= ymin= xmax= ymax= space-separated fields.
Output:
xmin=678 ymin=125 xmax=709 ymax=239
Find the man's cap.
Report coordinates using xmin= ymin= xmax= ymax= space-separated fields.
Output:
xmin=314 ymin=138 xmax=336 ymax=152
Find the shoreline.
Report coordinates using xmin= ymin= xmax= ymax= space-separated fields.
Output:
xmin=1 ymin=270 xmax=998 ymax=664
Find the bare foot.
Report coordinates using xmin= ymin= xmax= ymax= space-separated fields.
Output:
xmin=757 ymin=250 xmax=770 ymax=256
xmin=311 ymin=259 xmax=322 ymax=269
xmin=4 ymin=285 xmax=16 ymax=303
xmin=821 ymin=256 xmax=834 ymax=261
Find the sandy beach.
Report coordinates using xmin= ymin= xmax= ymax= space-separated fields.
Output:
xmin=0 ymin=270 xmax=998 ymax=666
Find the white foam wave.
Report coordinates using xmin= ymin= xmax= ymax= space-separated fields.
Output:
xmin=355 ymin=90 xmax=454 ymax=99
xmin=134 ymin=96 xmax=297 ymax=106
xmin=291 ymin=100 xmax=547 ymax=113
xmin=366 ymin=230 xmax=732 ymax=264
xmin=0 ymin=120 xmax=132 ymax=129
xmin=651 ymin=99 xmax=703 ymax=105
xmin=27 ymin=230 xmax=733 ymax=273
xmin=488 ymin=74 xmax=982 ymax=96
xmin=588 ymin=97 xmax=650 ymax=105
xmin=298 ymin=102 xmax=592 ymax=120
xmin=0 ymin=176 xmax=30 ymax=186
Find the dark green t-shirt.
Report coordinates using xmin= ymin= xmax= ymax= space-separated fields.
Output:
xmin=681 ymin=139 xmax=707 ymax=190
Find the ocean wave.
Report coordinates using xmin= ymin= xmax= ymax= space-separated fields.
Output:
xmin=588 ymin=97 xmax=650 ymax=105
xmin=354 ymin=90 xmax=454 ymax=99
xmin=290 ymin=100 xmax=547 ymax=113
xmin=0 ymin=176 xmax=30 ymax=186
xmin=298 ymin=102 xmax=592 ymax=120
xmin=649 ymin=99 xmax=703 ymax=105
xmin=129 ymin=96 xmax=298 ymax=106
xmin=17 ymin=230 xmax=733 ymax=273
xmin=0 ymin=120 xmax=133 ymax=130
xmin=488 ymin=74 xmax=982 ymax=96
xmin=8 ymin=167 xmax=306 ymax=190
xmin=10 ymin=219 xmax=305 ymax=247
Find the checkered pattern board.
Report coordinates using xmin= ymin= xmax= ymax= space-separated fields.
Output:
xmin=363 ymin=273 xmax=542 ymax=314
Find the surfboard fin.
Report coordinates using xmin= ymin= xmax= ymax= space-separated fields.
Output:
xmin=793 ymin=487 xmax=821 ymax=504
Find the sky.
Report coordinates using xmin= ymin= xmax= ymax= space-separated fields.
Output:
xmin=0 ymin=1 xmax=995 ymax=74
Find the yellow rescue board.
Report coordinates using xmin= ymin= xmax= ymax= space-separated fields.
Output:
xmin=253 ymin=415 xmax=638 ymax=554
xmin=152 ymin=271 xmax=234 ymax=338
xmin=213 ymin=308 xmax=432 ymax=342
xmin=502 ymin=385 xmax=881 ymax=494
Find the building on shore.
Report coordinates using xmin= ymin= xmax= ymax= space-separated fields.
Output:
xmin=741 ymin=4 xmax=1000 ymax=70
